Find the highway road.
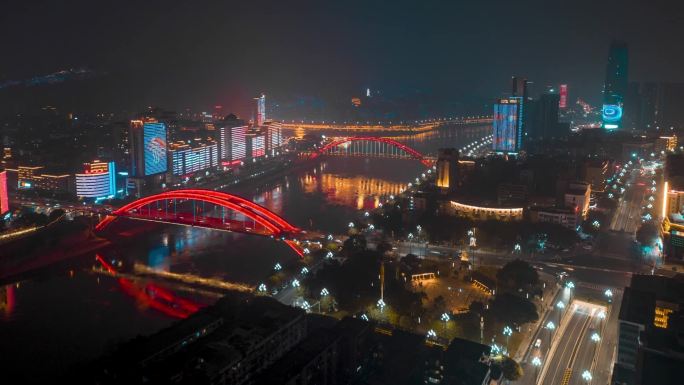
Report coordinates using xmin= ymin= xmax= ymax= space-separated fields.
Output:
xmin=538 ymin=301 xmax=603 ymax=385
xmin=610 ymin=168 xmax=646 ymax=234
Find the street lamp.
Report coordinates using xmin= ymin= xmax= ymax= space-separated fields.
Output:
xmin=566 ymin=281 xmax=575 ymax=303
xmin=377 ymin=298 xmax=386 ymax=312
xmin=291 ymin=279 xmax=300 ymax=288
xmin=441 ymin=312 xmax=450 ymax=332
xmin=598 ymin=310 xmax=606 ymax=330
xmin=258 ymin=283 xmax=267 ymax=293
xmin=581 ymin=370 xmax=592 ymax=383
xmin=556 ymin=300 xmax=565 ymax=325
xmin=320 ymin=287 xmax=330 ymax=297
xmin=546 ymin=321 xmax=556 ymax=345
xmin=274 ymin=263 xmax=282 ymax=271
xmin=408 ymin=232 xmax=414 ymax=254
xmin=591 ymin=332 xmax=600 ymax=342
xmin=427 ymin=329 xmax=437 ymax=339
xmin=503 ymin=326 xmax=513 ymax=350
xmin=532 ymin=356 xmax=542 ymax=382
xmin=605 ymin=289 xmax=613 ymax=303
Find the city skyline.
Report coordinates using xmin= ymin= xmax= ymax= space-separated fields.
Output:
xmin=1 ymin=1 xmax=683 ymax=118
xmin=1 ymin=2 xmax=683 ymax=384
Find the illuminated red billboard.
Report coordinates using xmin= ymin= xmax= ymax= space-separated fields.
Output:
xmin=559 ymin=84 xmax=568 ymax=108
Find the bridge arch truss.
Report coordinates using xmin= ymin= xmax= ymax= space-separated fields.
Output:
xmin=312 ymin=137 xmax=432 ymax=166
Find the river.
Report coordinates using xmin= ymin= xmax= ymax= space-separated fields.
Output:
xmin=0 ymin=123 xmax=490 ymax=383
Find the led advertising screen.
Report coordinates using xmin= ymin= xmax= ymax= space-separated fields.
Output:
xmin=143 ymin=122 xmax=168 ymax=175
xmin=559 ymin=84 xmax=568 ymax=108
xmin=492 ymin=101 xmax=519 ymax=152
xmin=602 ymin=104 xmax=623 ymax=129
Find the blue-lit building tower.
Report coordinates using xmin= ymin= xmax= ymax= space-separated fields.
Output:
xmin=603 ymin=40 xmax=629 ymax=129
xmin=492 ymin=97 xmax=525 ymax=153
xmin=129 ymin=120 xmax=168 ymax=196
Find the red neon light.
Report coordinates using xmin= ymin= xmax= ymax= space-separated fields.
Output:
xmin=95 ymin=189 xmax=300 ymax=235
xmin=559 ymin=84 xmax=568 ymax=109
xmin=95 ymin=254 xmax=202 ymax=318
xmin=312 ymin=137 xmax=431 ymax=166
xmin=0 ymin=170 xmax=8 ymax=215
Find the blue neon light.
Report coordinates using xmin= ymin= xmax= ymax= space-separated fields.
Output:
xmin=602 ymin=104 xmax=623 ymax=129
xmin=143 ymin=122 xmax=167 ymax=176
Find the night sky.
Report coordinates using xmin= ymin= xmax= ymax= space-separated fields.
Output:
xmin=1 ymin=0 xmax=682 ymax=117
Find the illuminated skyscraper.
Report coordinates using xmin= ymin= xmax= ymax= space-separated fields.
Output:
xmin=492 ymin=97 xmax=524 ymax=153
xmin=168 ymin=140 xmax=218 ymax=179
xmin=219 ymin=122 xmax=248 ymax=163
xmin=0 ymin=169 xmax=8 ymax=215
xmin=511 ymin=76 xmax=529 ymax=99
xmin=130 ymin=120 xmax=168 ymax=177
xmin=248 ymin=134 xmax=266 ymax=158
xmin=75 ymin=161 xmax=116 ymax=199
xmin=254 ymin=94 xmax=266 ymax=127
xmin=435 ymin=148 xmax=459 ymax=192
xmin=603 ymin=40 xmax=629 ymax=129
xmin=264 ymin=120 xmax=282 ymax=155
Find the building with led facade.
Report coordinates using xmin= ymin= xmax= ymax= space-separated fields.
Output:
xmin=264 ymin=120 xmax=283 ymax=155
xmin=492 ymin=97 xmax=524 ymax=153
xmin=254 ymin=94 xmax=266 ymax=127
xmin=603 ymin=40 xmax=629 ymax=129
xmin=11 ymin=166 xmax=72 ymax=194
xmin=248 ymin=134 xmax=266 ymax=158
xmin=435 ymin=148 xmax=459 ymax=192
xmin=168 ymin=140 xmax=218 ymax=179
xmin=219 ymin=123 xmax=248 ymax=163
xmin=75 ymin=161 xmax=116 ymax=199
xmin=130 ymin=120 xmax=168 ymax=177
xmin=0 ymin=169 xmax=8 ymax=215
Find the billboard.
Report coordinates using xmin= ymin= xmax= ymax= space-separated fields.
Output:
xmin=602 ymin=104 xmax=623 ymax=129
xmin=143 ymin=122 xmax=167 ymax=175
xmin=492 ymin=99 xmax=520 ymax=152
xmin=0 ymin=170 xmax=8 ymax=215
xmin=559 ymin=84 xmax=568 ymax=108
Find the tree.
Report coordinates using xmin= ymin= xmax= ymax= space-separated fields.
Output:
xmin=489 ymin=292 xmax=538 ymax=325
xmin=342 ymin=234 xmax=367 ymax=256
xmin=496 ymin=259 xmax=539 ymax=292
xmin=500 ymin=356 xmax=523 ymax=381
xmin=636 ymin=222 xmax=659 ymax=246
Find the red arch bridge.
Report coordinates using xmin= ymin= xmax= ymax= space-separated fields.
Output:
xmin=95 ymin=189 xmax=305 ymax=256
xmin=310 ymin=137 xmax=433 ymax=166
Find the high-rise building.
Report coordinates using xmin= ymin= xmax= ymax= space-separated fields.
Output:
xmin=435 ymin=148 xmax=459 ymax=192
xmin=14 ymin=166 xmax=73 ymax=194
xmin=492 ymin=97 xmax=524 ymax=153
xmin=248 ymin=134 xmax=266 ymax=158
xmin=219 ymin=123 xmax=248 ymax=163
xmin=0 ymin=169 xmax=8 ymax=215
xmin=168 ymin=140 xmax=218 ymax=180
xmin=603 ymin=40 xmax=629 ymax=129
xmin=559 ymin=84 xmax=568 ymax=109
xmin=75 ymin=160 xmax=116 ymax=199
xmin=130 ymin=120 xmax=168 ymax=177
xmin=511 ymin=76 xmax=529 ymax=99
xmin=613 ymin=275 xmax=683 ymax=385
xmin=254 ymin=94 xmax=266 ymax=127
xmin=527 ymin=92 xmax=561 ymax=139
xmin=264 ymin=120 xmax=283 ymax=155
